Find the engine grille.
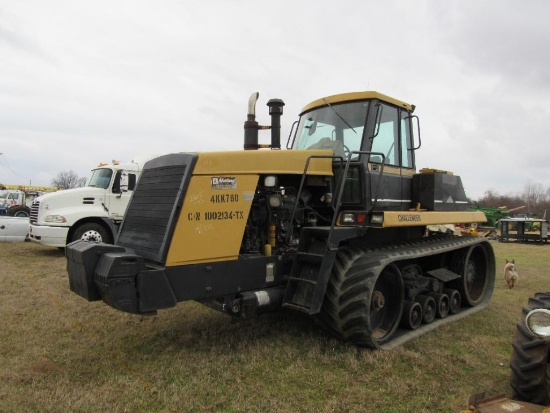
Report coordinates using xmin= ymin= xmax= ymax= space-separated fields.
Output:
xmin=116 ymin=153 xmax=197 ymax=264
xmin=30 ymin=200 xmax=40 ymax=224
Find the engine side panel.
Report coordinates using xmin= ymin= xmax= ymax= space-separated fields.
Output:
xmin=165 ymin=174 xmax=259 ymax=266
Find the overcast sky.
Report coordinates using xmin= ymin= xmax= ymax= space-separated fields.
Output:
xmin=1 ymin=1 xmax=549 ymax=200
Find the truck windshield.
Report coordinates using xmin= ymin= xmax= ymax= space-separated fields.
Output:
xmin=86 ymin=169 xmax=113 ymax=189
xmin=293 ymin=100 xmax=369 ymax=159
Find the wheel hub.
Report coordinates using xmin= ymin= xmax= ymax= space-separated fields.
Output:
xmin=81 ymin=230 xmax=102 ymax=242
xmin=371 ymin=291 xmax=385 ymax=311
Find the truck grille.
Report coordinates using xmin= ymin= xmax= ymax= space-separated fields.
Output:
xmin=116 ymin=153 xmax=197 ymax=264
xmin=30 ymin=200 xmax=40 ymax=224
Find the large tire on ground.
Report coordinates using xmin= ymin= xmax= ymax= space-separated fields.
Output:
xmin=8 ymin=205 xmax=31 ymax=217
xmin=71 ymin=222 xmax=112 ymax=244
xmin=510 ymin=293 xmax=550 ymax=405
xmin=450 ymin=243 xmax=492 ymax=307
xmin=316 ymin=248 xmax=404 ymax=349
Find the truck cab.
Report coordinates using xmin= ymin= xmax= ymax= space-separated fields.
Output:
xmin=29 ymin=160 xmax=145 ymax=247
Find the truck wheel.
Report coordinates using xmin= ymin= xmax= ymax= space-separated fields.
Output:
xmin=72 ymin=223 xmax=112 ymax=244
xmin=510 ymin=293 xmax=550 ymax=405
xmin=317 ymin=248 xmax=404 ymax=348
xmin=8 ymin=205 xmax=31 ymax=217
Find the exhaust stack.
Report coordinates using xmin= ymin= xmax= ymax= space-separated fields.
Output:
xmin=243 ymin=93 xmax=285 ymax=150
xmin=244 ymin=92 xmax=260 ymax=150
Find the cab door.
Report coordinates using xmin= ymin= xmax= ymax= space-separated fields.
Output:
xmin=366 ymin=102 xmax=415 ymax=211
xmin=106 ymin=170 xmax=137 ymax=220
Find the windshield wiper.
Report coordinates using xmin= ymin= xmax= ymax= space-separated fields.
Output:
xmin=322 ymin=98 xmax=356 ymax=134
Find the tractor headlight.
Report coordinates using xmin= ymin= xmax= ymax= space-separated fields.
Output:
xmin=268 ymin=194 xmax=282 ymax=208
xmin=341 ymin=213 xmax=355 ymax=224
xmin=370 ymin=213 xmax=384 ymax=224
xmin=45 ymin=215 xmax=67 ymax=223
xmin=264 ymin=175 xmax=277 ymax=188
xmin=526 ymin=309 xmax=550 ymax=338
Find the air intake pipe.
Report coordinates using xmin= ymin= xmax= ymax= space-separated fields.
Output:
xmin=267 ymin=98 xmax=284 ymax=150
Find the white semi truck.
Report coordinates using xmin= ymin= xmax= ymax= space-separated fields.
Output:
xmin=29 ymin=158 xmax=152 ymax=247
xmin=0 ymin=185 xmax=58 ymax=217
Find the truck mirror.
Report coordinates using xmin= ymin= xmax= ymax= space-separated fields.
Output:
xmin=119 ymin=173 xmax=129 ymax=192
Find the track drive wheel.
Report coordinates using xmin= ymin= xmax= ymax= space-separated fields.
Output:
xmin=317 ymin=248 xmax=404 ymax=349
xmin=510 ymin=293 xmax=550 ymax=405
xmin=451 ymin=243 xmax=493 ymax=307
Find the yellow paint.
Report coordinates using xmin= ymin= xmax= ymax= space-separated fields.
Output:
xmin=166 ymin=174 xmax=259 ymax=266
xmin=193 ymin=149 xmax=334 ymax=176
xmin=379 ymin=211 xmax=487 ymax=227
xmin=368 ymin=164 xmax=416 ymax=176
xmin=165 ymin=150 xmax=337 ymax=266
xmin=300 ymin=91 xmax=414 ymax=114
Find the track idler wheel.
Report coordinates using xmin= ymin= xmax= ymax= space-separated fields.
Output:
xmin=416 ymin=295 xmax=436 ymax=324
xmin=451 ymin=243 xmax=494 ymax=307
xmin=430 ymin=293 xmax=449 ymax=318
xmin=400 ymin=300 xmax=422 ymax=330
xmin=443 ymin=289 xmax=461 ymax=314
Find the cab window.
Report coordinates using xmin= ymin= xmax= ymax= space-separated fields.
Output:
xmin=370 ymin=103 xmax=414 ymax=168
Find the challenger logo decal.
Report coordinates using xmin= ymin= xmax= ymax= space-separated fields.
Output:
xmin=398 ymin=214 xmax=422 ymax=222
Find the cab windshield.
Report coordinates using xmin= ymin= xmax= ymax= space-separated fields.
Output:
xmin=86 ymin=168 xmax=113 ymax=189
xmin=292 ymin=100 xmax=369 ymax=159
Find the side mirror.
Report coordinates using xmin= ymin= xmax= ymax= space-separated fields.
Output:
xmin=119 ymin=173 xmax=129 ymax=192
xmin=308 ymin=120 xmax=317 ymax=136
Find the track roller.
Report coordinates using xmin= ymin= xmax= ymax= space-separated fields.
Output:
xmin=400 ymin=300 xmax=422 ymax=330
xmin=430 ymin=293 xmax=449 ymax=318
xmin=443 ymin=289 xmax=461 ymax=314
xmin=416 ymin=295 xmax=436 ymax=324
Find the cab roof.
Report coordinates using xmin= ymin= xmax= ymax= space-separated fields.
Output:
xmin=300 ymin=91 xmax=414 ymax=114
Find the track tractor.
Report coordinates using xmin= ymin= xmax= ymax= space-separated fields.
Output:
xmin=66 ymin=91 xmax=496 ymax=349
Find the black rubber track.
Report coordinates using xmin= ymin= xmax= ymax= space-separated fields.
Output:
xmin=316 ymin=235 xmax=495 ymax=349
xmin=510 ymin=292 xmax=550 ymax=404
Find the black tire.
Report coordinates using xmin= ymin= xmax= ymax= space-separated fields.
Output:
xmin=317 ymin=248 xmax=404 ymax=348
xmin=8 ymin=205 xmax=30 ymax=217
xmin=450 ymin=243 xmax=492 ymax=307
xmin=510 ymin=292 xmax=550 ymax=404
xmin=71 ymin=222 xmax=112 ymax=244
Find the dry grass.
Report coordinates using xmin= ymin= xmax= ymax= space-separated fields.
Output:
xmin=1 ymin=240 xmax=549 ymax=412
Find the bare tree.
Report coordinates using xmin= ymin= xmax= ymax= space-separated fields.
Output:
xmin=77 ymin=176 xmax=87 ymax=187
xmin=523 ymin=180 xmax=546 ymax=213
xmin=51 ymin=170 xmax=86 ymax=190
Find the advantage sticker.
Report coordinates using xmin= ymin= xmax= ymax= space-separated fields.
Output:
xmin=211 ymin=177 xmax=237 ymax=190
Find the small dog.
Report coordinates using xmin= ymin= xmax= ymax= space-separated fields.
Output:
xmin=504 ymin=259 xmax=519 ymax=289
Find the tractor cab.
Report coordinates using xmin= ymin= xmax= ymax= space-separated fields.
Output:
xmin=291 ymin=91 xmax=418 ymax=212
